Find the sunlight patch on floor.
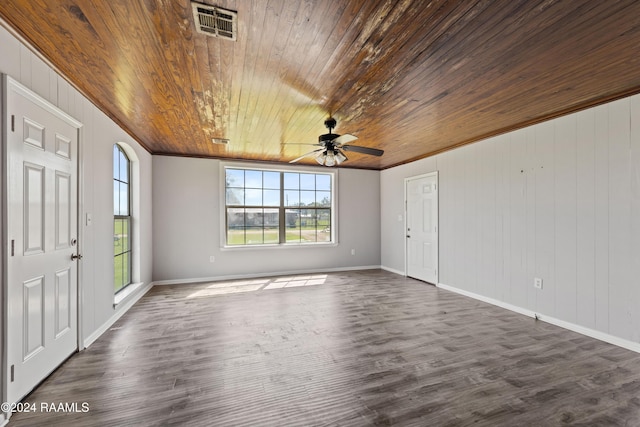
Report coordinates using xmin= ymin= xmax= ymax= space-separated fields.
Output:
xmin=264 ymin=274 xmax=327 ymax=290
xmin=186 ymin=275 xmax=328 ymax=298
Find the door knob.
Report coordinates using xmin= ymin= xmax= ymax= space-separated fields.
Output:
xmin=71 ymin=253 xmax=83 ymax=261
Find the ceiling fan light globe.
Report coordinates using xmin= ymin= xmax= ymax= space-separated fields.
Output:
xmin=335 ymin=150 xmax=347 ymax=164
xmin=315 ymin=150 xmax=327 ymax=165
xmin=325 ymin=152 xmax=336 ymax=167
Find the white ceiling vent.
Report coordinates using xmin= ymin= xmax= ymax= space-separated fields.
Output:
xmin=191 ymin=2 xmax=237 ymax=41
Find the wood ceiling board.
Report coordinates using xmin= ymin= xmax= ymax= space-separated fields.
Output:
xmin=1 ymin=0 xmax=640 ymax=170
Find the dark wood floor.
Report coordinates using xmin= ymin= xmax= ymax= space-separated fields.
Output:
xmin=8 ymin=269 xmax=640 ymax=426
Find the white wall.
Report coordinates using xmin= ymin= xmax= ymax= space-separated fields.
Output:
xmin=381 ymin=94 xmax=640 ymax=346
xmin=0 ymin=24 xmax=154 ymax=346
xmin=152 ymin=156 xmax=381 ymax=281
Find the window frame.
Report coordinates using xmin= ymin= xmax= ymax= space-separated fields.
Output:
xmin=113 ymin=144 xmax=133 ymax=293
xmin=220 ymin=162 xmax=338 ymax=249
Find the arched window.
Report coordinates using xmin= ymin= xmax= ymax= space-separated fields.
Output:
xmin=113 ymin=144 xmax=132 ymax=292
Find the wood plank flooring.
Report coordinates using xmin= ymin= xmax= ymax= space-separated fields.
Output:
xmin=8 ymin=269 xmax=640 ymax=426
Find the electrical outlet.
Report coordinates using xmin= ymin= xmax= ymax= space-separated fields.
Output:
xmin=209 ymin=255 xmax=215 ymax=263
xmin=534 ymin=277 xmax=543 ymax=289
xmin=351 ymin=249 xmax=356 ymax=255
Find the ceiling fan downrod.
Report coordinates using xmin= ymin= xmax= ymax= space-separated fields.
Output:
xmin=320 ymin=117 xmax=338 ymax=145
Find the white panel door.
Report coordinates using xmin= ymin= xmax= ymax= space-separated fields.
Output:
xmin=5 ymin=76 xmax=81 ymax=404
xmin=406 ymin=173 xmax=438 ymax=284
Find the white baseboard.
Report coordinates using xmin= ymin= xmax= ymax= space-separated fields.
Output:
xmin=437 ymin=282 xmax=640 ymax=354
xmin=380 ymin=265 xmax=405 ymax=276
xmin=82 ymin=282 xmax=153 ymax=348
xmin=153 ymin=265 xmax=382 ymax=286
xmin=436 ymin=283 xmax=536 ymax=318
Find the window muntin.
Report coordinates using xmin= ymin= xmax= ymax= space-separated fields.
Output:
xmin=225 ymin=167 xmax=333 ymax=246
xmin=114 ymin=145 xmax=132 ymax=292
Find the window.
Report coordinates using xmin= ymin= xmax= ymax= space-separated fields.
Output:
xmin=225 ymin=167 xmax=334 ymax=246
xmin=113 ymin=144 xmax=132 ymax=292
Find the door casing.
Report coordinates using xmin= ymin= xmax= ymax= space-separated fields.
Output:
xmin=404 ymin=171 xmax=439 ymax=284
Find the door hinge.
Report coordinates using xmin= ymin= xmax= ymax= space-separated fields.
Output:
xmin=11 ymin=114 xmax=15 ymax=132
xmin=10 ymin=364 xmax=14 ymax=382
xmin=11 ymin=239 xmax=15 ymax=256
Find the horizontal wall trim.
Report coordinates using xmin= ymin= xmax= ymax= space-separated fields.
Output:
xmin=83 ymin=282 xmax=153 ymax=349
xmin=380 ymin=265 xmax=405 ymax=276
xmin=153 ymin=265 xmax=382 ymax=286
xmin=437 ymin=282 xmax=640 ymax=355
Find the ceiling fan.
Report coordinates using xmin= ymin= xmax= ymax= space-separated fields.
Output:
xmin=289 ymin=117 xmax=384 ymax=166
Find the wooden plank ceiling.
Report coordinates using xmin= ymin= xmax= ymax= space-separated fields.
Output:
xmin=1 ymin=0 xmax=640 ymax=170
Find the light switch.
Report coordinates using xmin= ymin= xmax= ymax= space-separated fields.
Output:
xmin=86 ymin=213 xmax=92 ymax=226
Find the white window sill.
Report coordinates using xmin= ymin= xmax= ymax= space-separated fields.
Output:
xmin=220 ymin=242 xmax=339 ymax=251
xmin=114 ymin=282 xmax=145 ymax=308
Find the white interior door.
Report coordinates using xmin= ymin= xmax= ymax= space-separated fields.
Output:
xmin=5 ymin=76 xmax=81 ymax=404
xmin=406 ymin=172 xmax=438 ymax=284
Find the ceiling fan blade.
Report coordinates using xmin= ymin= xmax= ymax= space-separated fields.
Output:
xmin=342 ymin=145 xmax=384 ymax=156
xmin=283 ymin=143 xmax=322 ymax=146
xmin=289 ymin=148 xmax=324 ymax=163
xmin=332 ymin=134 xmax=358 ymax=145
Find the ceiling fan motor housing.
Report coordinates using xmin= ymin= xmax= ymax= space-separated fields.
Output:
xmin=319 ymin=133 xmax=337 ymax=146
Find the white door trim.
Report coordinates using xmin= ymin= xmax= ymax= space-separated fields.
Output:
xmin=4 ymin=77 xmax=82 ymax=128
xmin=2 ymin=75 xmax=83 ymax=409
xmin=404 ymin=171 xmax=439 ymax=283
